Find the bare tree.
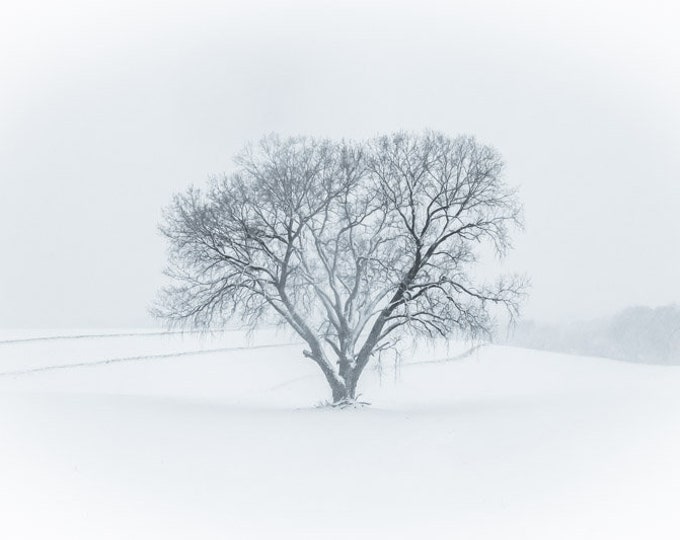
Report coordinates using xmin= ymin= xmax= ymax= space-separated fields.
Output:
xmin=155 ymin=131 xmax=527 ymax=405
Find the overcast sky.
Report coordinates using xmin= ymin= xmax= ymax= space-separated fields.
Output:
xmin=1 ymin=0 xmax=678 ymax=328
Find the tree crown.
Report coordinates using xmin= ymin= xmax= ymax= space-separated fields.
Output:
xmin=155 ymin=131 xmax=527 ymax=402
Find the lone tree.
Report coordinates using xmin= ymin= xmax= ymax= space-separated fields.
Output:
xmin=156 ymin=131 xmax=526 ymax=405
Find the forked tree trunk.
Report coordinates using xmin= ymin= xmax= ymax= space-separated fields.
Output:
xmin=323 ymin=375 xmax=352 ymax=403
xmin=310 ymin=352 xmax=364 ymax=405
xmin=326 ymin=367 xmax=360 ymax=404
xmin=330 ymin=383 xmax=352 ymax=404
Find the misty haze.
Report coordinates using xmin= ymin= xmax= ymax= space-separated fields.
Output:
xmin=1 ymin=1 xmax=679 ymax=539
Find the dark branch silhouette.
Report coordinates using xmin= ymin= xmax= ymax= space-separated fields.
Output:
xmin=154 ymin=131 xmax=528 ymax=404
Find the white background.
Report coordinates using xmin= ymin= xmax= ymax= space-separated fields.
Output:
xmin=1 ymin=0 xmax=679 ymax=327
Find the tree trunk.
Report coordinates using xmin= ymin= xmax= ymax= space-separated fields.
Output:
xmin=330 ymin=383 xmax=352 ymax=404
xmin=327 ymin=372 xmax=357 ymax=404
xmin=309 ymin=352 xmax=360 ymax=405
xmin=330 ymin=371 xmax=359 ymax=405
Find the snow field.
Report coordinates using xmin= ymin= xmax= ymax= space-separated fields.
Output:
xmin=1 ymin=330 xmax=679 ymax=539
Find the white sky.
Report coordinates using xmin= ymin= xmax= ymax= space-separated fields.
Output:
xmin=1 ymin=0 xmax=679 ymax=328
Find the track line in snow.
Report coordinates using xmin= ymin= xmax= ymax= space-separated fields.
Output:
xmin=0 ymin=342 xmax=304 ymax=377
xmin=267 ymin=374 xmax=316 ymax=391
xmin=0 ymin=329 xmax=248 ymax=346
xmin=265 ymin=345 xmax=488 ymax=391
xmin=0 ymin=340 xmax=484 ymax=380
xmin=400 ymin=344 xmax=487 ymax=366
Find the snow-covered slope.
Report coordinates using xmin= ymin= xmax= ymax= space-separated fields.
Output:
xmin=1 ymin=330 xmax=679 ymax=539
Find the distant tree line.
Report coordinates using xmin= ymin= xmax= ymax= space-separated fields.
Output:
xmin=508 ymin=304 xmax=680 ymax=364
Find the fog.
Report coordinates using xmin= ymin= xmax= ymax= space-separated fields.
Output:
xmin=1 ymin=0 xmax=678 ymax=328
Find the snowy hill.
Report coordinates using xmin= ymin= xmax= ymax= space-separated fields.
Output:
xmin=1 ymin=330 xmax=679 ymax=539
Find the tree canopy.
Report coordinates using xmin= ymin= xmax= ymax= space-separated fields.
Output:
xmin=156 ymin=131 xmax=527 ymax=404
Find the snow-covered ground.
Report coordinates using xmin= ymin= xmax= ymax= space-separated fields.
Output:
xmin=1 ymin=329 xmax=679 ymax=539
